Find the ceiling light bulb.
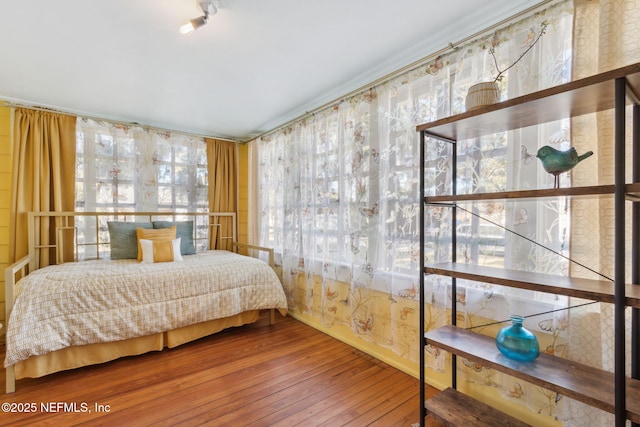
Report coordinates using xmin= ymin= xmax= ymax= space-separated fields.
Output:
xmin=179 ymin=15 xmax=208 ymax=35
xmin=179 ymin=22 xmax=196 ymax=35
xmin=179 ymin=1 xmax=218 ymax=35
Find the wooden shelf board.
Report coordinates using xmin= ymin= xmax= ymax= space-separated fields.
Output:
xmin=627 ymin=182 xmax=640 ymax=201
xmin=425 ymin=387 xmax=531 ymax=427
xmin=416 ymin=62 xmax=640 ymax=141
xmin=424 ymin=262 xmax=640 ymax=308
xmin=424 ymin=325 xmax=640 ymax=423
xmin=424 ymin=185 xmax=615 ymax=203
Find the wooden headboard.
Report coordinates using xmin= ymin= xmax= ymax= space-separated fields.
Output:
xmin=24 ymin=211 xmax=237 ymax=271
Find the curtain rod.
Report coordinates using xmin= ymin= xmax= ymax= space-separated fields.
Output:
xmin=250 ymin=0 xmax=557 ymax=143
xmin=0 ymin=99 xmax=241 ymax=144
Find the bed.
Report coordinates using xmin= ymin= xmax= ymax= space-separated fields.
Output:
xmin=4 ymin=211 xmax=288 ymax=393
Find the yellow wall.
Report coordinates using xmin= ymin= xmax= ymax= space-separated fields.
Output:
xmin=0 ymin=102 xmax=11 ymax=335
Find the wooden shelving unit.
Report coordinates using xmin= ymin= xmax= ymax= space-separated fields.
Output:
xmin=425 ymin=185 xmax=615 ymax=202
xmin=425 ymin=326 xmax=640 ymax=424
xmin=418 ymin=62 xmax=640 ymax=426
xmin=424 ymin=262 xmax=640 ymax=308
xmin=425 ymin=183 xmax=640 ymax=202
xmin=424 ymin=387 xmax=531 ymax=427
xmin=416 ymin=62 xmax=640 ymax=140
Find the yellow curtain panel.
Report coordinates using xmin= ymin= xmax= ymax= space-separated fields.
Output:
xmin=10 ymin=108 xmax=76 ymax=266
xmin=206 ymin=138 xmax=237 ymax=250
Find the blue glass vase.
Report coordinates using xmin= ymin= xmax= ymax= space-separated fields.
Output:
xmin=495 ymin=315 xmax=540 ymax=362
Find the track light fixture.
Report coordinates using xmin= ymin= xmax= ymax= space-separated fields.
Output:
xmin=179 ymin=0 xmax=219 ymax=35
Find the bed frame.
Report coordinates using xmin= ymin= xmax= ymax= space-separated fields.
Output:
xmin=4 ymin=211 xmax=277 ymax=393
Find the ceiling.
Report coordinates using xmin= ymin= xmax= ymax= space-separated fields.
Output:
xmin=0 ymin=0 xmax=543 ymax=141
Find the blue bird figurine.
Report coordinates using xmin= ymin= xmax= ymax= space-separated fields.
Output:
xmin=536 ymin=145 xmax=594 ymax=188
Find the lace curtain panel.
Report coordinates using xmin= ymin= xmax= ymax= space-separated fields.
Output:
xmin=253 ymin=0 xmax=582 ymax=422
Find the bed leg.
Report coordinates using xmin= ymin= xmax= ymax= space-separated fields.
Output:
xmin=6 ymin=365 xmax=15 ymax=393
xmin=270 ymin=308 xmax=275 ymax=325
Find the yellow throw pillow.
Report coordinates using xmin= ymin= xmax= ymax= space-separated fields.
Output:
xmin=139 ymin=238 xmax=183 ymax=263
xmin=136 ymin=226 xmax=177 ymax=261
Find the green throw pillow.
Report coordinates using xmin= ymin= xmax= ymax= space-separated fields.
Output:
xmin=152 ymin=221 xmax=196 ymax=255
xmin=108 ymin=221 xmax=153 ymax=259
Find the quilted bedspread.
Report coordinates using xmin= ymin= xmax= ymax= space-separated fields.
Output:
xmin=4 ymin=250 xmax=288 ymax=367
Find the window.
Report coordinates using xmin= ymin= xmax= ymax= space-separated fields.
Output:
xmin=74 ymin=118 xmax=207 ymax=258
xmin=257 ymin=4 xmax=574 ymax=302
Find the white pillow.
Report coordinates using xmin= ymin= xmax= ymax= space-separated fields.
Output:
xmin=139 ymin=238 xmax=183 ymax=263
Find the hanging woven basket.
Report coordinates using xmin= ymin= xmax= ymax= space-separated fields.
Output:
xmin=465 ymin=82 xmax=500 ymax=111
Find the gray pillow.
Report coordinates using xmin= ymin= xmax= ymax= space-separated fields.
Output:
xmin=152 ymin=221 xmax=196 ymax=255
xmin=108 ymin=221 xmax=153 ymax=259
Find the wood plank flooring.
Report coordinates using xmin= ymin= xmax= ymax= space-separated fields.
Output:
xmin=1 ymin=312 xmax=444 ymax=426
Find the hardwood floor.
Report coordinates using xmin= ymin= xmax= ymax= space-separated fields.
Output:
xmin=1 ymin=312 xmax=444 ymax=426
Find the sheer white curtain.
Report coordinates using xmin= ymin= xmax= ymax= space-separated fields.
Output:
xmin=253 ymin=0 xmax=575 ymax=421
xmin=75 ymin=118 xmax=208 ymax=258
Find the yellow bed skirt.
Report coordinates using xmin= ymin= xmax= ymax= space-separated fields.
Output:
xmin=14 ymin=310 xmax=261 ymax=379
